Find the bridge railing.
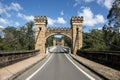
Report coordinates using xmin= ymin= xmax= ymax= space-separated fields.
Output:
xmin=0 ymin=50 xmax=40 ymax=67
xmin=77 ymin=50 xmax=120 ymax=69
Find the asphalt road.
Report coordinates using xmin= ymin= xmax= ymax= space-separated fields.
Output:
xmin=14 ymin=45 xmax=99 ymax=80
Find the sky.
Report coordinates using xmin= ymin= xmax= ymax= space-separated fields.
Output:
xmin=0 ymin=0 xmax=114 ymax=32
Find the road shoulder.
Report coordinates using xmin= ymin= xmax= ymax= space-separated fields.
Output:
xmin=70 ymin=54 xmax=120 ymax=80
xmin=0 ymin=53 xmax=47 ymax=80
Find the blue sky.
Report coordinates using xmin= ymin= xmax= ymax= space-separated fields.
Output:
xmin=0 ymin=0 xmax=114 ymax=32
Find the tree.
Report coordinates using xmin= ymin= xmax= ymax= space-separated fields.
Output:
xmin=2 ymin=27 xmax=18 ymax=50
xmin=0 ymin=21 xmax=35 ymax=51
xmin=46 ymin=36 xmax=54 ymax=47
xmin=103 ymin=0 xmax=120 ymax=50
xmin=61 ymin=35 xmax=72 ymax=48
xmin=107 ymin=0 xmax=120 ymax=31
xmin=83 ymin=29 xmax=108 ymax=51
xmin=25 ymin=22 xmax=35 ymax=50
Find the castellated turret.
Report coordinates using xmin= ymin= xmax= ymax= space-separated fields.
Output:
xmin=34 ymin=16 xmax=47 ymax=54
xmin=71 ymin=16 xmax=83 ymax=24
xmin=34 ymin=16 xmax=83 ymax=54
xmin=34 ymin=16 xmax=47 ymax=25
xmin=70 ymin=16 xmax=83 ymax=54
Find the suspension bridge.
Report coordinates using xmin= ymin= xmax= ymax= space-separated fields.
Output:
xmin=0 ymin=16 xmax=120 ymax=80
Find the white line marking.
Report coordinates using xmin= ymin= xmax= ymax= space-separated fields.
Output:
xmin=65 ymin=54 xmax=96 ymax=80
xmin=26 ymin=54 xmax=53 ymax=80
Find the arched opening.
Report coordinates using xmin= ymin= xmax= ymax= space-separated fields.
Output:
xmin=46 ymin=34 xmax=72 ymax=47
xmin=45 ymin=34 xmax=72 ymax=53
xmin=45 ymin=33 xmax=72 ymax=40
xmin=34 ymin=16 xmax=83 ymax=54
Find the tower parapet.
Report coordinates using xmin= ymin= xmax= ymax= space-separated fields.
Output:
xmin=34 ymin=16 xmax=47 ymax=25
xmin=34 ymin=16 xmax=47 ymax=53
xmin=71 ymin=16 xmax=83 ymax=24
xmin=34 ymin=15 xmax=83 ymax=54
xmin=71 ymin=16 xmax=83 ymax=54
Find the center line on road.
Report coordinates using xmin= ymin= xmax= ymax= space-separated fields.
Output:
xmin=26 ymin=54 xmax=53 ymax=80
xmin=65 ymin=54 xmax=96 ymax=80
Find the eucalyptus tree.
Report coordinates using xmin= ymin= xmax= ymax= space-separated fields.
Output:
xmin=104 ymin=0 xmax=120 ymax=50
xmin=25 ymin=21 xmax=35 ymax=50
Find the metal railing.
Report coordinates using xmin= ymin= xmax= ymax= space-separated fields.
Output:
xmin=0 ymin=50 xmax=40 ymax=67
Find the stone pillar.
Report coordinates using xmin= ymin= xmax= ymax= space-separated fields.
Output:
xmin=53 ymin=38 xmax=56 ymax=46
xmin=71 ymin=16 xmax=83 ymax=54
xmin=61 ymin=39 xmax=64 ymax=46
xmin=34 ymin=16 xmax=47 ymax=54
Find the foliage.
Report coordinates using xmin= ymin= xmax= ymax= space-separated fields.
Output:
xmin=46 ymin=36 xmax=54 ymax=47
xmin=0 ymin=22 xmax=35 ymax=51
xmin=62 ymin=36 xmax=72 ymax=48
xmin=107 ymin=0 xmax=120 ymax=31
xmin=104 ymin=0 xmax=120 ymax=50
xmin=83 ymin=29 xmax=108 ymax=51
xmin=83 ymin=0 xmax=120 ymax=51
xmin=1 ymin=0 xmax=120 ymax=51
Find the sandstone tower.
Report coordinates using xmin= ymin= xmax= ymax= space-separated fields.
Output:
xmin=34 ymin=16 xmax=47 ymax=53
xmin=71 ymin=16 xmax=83 ymax=54
xmin=34 ymin=16 xmax=83 ymax=54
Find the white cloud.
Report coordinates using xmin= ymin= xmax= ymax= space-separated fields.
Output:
xmin=48 ymin=17 xmax=66 ymax=26
xmin=0 ymin=25 xmax=4 ymax=38
xmin=73 ymin=0 xmax=113 ymax=9
xmin=104 ymin=0 xmax=113 ymax=9
xmin=97 ymin=0 xmax=103 ymax=4
xmin=48 ymin=17 xmax=56 ymax=25
xmin=0 ymin=18 xmax=8 ymax=24
xmin=97 ymin=0 xmax=113 ymax=9
xmin=17 ymin=13 xmax=34 ymax=21
xmin=73 ymin=0 xmax=81 ymax=7
xmin=15 ymin=22 xmax=20 ymax=26
xmin=0 ymin=3 xmax=4 ymax=14
xmin=0 ymin=2 xmax=9 ymax=17
xmin=0 ymin=3 xmax=11 ymax=17
xmin=60 ymin=11 xmax=64 ymax=16
xmin=73 ymin=0 xmax=94 ymax=7
xmin=0 ymin=2 xmax=22 ymax=17
xmin=7 ymin=2 xmax=22 ymax=11
xmin=97 ymin=27 xmax=102 ymax=30
xmin=57 ymin=17 xmax=66 ymax=24
xmin=78 ymin=7 xmax=105 ymax=27
xmin=0 ymin=25 xmax=4 ymax=29
xmin=84 ymin=0 xmax=94 ymax=3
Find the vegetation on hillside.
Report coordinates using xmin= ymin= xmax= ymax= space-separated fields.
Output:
xmin=0 ymin=22 xmax=35 ymax=51
xmin=0 ymin=0 xmax=119 ymax=51
xmin=82 ymin=0 xmax=120 ymax=51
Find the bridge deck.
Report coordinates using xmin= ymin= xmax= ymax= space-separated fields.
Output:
xmin=71 ymin=54 xmax=120 ymax=80
xmin=0 ymin=53 xmax=46 ymax=80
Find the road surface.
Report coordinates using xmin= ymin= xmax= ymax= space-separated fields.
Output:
xmin=14 ymin=45 xmax=100 ymax=80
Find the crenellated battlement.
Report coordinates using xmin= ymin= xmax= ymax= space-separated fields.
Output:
xmin=34 ymin=16 xmax=47 ymax=24
xmin=34 ymin=15 xmax=83 ymax=54
xmin=47 ymin=27 xmax=71 ymax=31
xmin=71 ymin=16 xmax=83 ymax=24
xmin=46 ymin=27 xmax=72 ymax=39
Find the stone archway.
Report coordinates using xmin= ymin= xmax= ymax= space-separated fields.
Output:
xmin=46 ymin=33 xmax=72 ymax=47
xmin=34 ymin=16 xmax=83 ymax=54
xmin=53 ymin=38 xmax=65 ymax=46
xmin=45 ymin=28 xmax=72 ymax=40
